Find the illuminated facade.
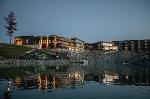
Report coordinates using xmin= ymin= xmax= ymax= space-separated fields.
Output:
xmin=97 ymin=41 xmax=118 ymax=52
xmin=15 ymin=35 xmax=85 ymax=52
xmin=15 ymin=35 xmax=149 ymax=53
xmin=85 ymin=41 xmax=118 ymax=52
xmin=85 ymin=40 xmax=149 ymax=52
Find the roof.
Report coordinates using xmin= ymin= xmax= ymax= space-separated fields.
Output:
xmin=71 ymin=37 xmax=85 ymax=43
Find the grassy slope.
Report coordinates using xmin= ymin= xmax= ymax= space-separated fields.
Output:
xmin=0 ymin=43 xmax=32 ymax=58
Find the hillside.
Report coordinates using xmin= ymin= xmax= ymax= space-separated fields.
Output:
xmin=0 ymin=43 xmax=32 ymax=58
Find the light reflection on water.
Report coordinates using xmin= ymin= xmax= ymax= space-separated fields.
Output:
xmin=0 ymin=64 xmax=150 ymax=99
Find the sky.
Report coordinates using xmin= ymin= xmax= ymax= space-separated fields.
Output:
xmin=0 ymin=0 xmax=150 ymax=43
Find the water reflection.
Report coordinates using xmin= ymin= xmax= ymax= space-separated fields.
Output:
xmin=4 ymin=65 xmax=85 ymax=93
xmin=86 ymin=64 xmax=150 ymax=85
xmin=102 ymin=72 xmax=119 ymax=84
xmin=0 ymin=63 xmax=150 ymax=99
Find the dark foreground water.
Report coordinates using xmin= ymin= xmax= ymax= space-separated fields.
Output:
xmin=0 ymin=63 xmax=150 ymax=99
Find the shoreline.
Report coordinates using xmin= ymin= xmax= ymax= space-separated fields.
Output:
xmin=0 ymin=59 xmax=70 ymax=67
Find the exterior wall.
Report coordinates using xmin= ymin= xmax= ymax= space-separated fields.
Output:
xmin=84 ymin=43 xmax=100 ymax=50
xmin=15 ymin=36 xmax=34 ymax=45
xmin=138 ymin=40 xmax=145 ymax=52
xmin=15 ymin=38 xmax=23 ymax=45
xmin=144 ymin=40 xmax=150 ymax=51
xmin=131 ymin=40 xmax=138 ymax=52
xmin=113 ymin=41 xmax=125 ymax=51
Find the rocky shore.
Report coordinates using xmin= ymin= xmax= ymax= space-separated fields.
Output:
xmin=0 ymin=59 xmax=71 ymax=67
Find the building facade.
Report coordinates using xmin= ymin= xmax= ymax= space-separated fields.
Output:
xmin=113 ymin=39 xmax=150 ymax=52
xmin=97 ymin=41 xmax=118 ymax=53
xmin=85 ymin=41 xmax=118 ymax=53
xmin=85 ymin=39 xmax=149 ymax=53
xmin=15 ymin=35 xmax=85 ymax=52
xmin=15 ymin=35 xmax=149 ymax=53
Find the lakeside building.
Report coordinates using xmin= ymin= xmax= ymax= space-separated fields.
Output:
xmin=85 ymin=39 xmax=149 ymax=53
xmin=97 ymin=41 xmax=118 ymax=53
xmin=113 ymin=39 xmax=150 ymax=52
xmin=15 ymin=35 xmax=149 ymax=53
xmin=15 ymin=35 xmax=85 ymax=53
xmin=85 ymin=41 xmax=118 ymax=53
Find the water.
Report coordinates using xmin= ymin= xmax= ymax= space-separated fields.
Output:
xmin=0 ymin=64 xmax=150 ymax=99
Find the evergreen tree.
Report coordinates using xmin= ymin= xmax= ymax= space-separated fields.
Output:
xmin=5 ymin=12 xmax=17 ymax=44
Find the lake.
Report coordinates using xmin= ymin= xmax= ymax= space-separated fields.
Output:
xmin=0 ymin=63 xmax=150 ymax=99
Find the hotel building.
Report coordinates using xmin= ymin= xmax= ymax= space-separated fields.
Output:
xmin=15 ymin=35 xmax=85 ymax=52
xmin=85 ymin=41 xmax=118 ymax=53
xmin=15 ymin=35 xmax=149 ymax=53
xmin=113 ymin=39 xmax=150 ymax=52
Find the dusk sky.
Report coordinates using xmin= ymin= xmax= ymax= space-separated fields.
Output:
xmin=0 ymin=0 xmax=150 ymax=43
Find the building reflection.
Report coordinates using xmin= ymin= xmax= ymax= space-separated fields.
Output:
xmin=3 ymin=64 xmax=150 ymax=95
xmin=8 ymin=65 xmax=85 ymax=92
xmin=14 ymin=76 xmax=22 ymax=87
xmin=102 ymin=73 xmax=119 ymax=84
xmin=38 ymin=75 xmax=48 ymax=91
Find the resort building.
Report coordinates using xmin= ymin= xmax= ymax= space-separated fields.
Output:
xmin=15 ymin=35 xmax=149 ymax=53
xmin=85 ymin=41 xmax=118 ymax=53
xmin=113 ymin=39 xmax=150 ymax=52
xmin=15 ymin=35 xmax=85 ymax=53
xmin=97 ymin=41 xmax=118 ymax=53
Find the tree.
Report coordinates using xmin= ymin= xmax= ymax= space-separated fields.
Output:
xmin=5 ymin=12 xmax=17 ymax=44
